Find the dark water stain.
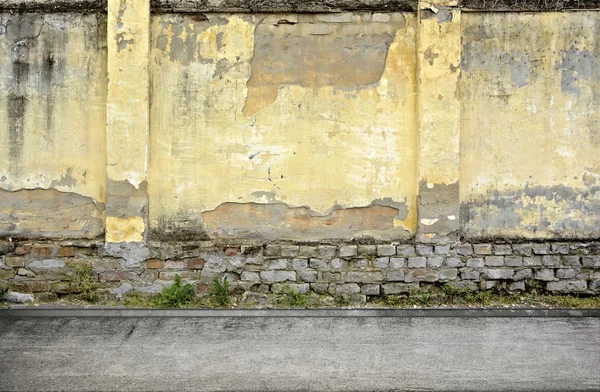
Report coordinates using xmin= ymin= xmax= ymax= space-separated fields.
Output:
xmin=7 ymin=60 xmax=30 ymax=175
xmin=41 ymin=53 xmax=55 ymax=141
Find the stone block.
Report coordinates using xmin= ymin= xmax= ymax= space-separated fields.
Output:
xmin=556 ymin=269 xmax=577 ymax=279
xmin=455 ymin=244 xmax=473 ymax=256
xmin=268 ymin=259 xmax=288 ymax=270
xmin=493 ymin=244 xmax=512 ymax=255
xmin=447 ymin=257 xmax=465 ymax=268
xmin=330 ymin=283 xmax=360 ymax=295
xmin=4 ymin=291 xmax=34 ymax=303
xmin=434 ymin=245 xmax=450 ymax=255
xmin=260 ymin=270 xmax=296 ymax=282
xmin=473 ymin=244 xmax=492 ymax=255
xmin=292 ymin=259 xmax=308 ymax=270
xmin=330 ymin=258 xmax=344 ymax=270
xmin=582 ymin=256 xmax=600 ymax=268
xmin=523 ymin=256 xmax=542 ymax=267
xmin=374 ymin=257 xmax=389 ymax=268
xmin=427 ymin=257 xmax=444 ymax=268
xmin=408 ymin=257 xmax=427 ymax=268
xmin=14 ymin=245 xmax=32 ymax=255
xmin=396 ymin=245 xmax=416 ymax=257
xmin=5 ymin=257 xmax=25 ymax=268
xmin=163 ymin=261 xmax=187 ymax=269
xmin=561 ymin=256 xmax=581 ymax=267
xmin=339 ymin=245 xmax=358 ymax=258
xmin=512 ymin=243 xmax=532 ymax=256
xmin=350 ymin=259 xmax=368 ymax=269
xmin=298 ymin=246 xmax=318 ymax=258
xmin=311 ymin=283 xmax=329 ymax=294
xmin=504 ymin=256 xmax=523 ymax=267
xmin=345 ymin=271 xmax=383 ymax=283
xmin=0 ymin=269 xmax=15 ymax=279
xmin=280 ymin=245 xmax=300 ymax=257
xmin=386 ymin=270 xmax=405 ymax=282
xmin=547 ymin=280 xmax=587 ymax=293
xmin=439 ymin=268 xmax=458 ymax=281
xmin=146 ymin=259 xmax=165 ymax=269
xmin=512 ymin=268 xmax=532 ymax=281
xmin=16 ymin=268 xmax=35 ymax=278
xmin=322 ymin=272 xmax=342 ymax=282
xmin=461 ymin=270 xmax=480 ymax=281
xmin=0 ymin=241 xmax=15 ymax=255
xmin=318 ymin=245 xmax=337 ymax=258
xmin=272 ymin=283 xmax=309 ymax=294
xmin=485 ymin=256 xmax=504 ymax=267
xmin=377 ymin=245 xmax=396 ymax=256
xmin=361 ymin=284 xmax=380 ymax=296
xmin=416 ymin=245 xmax=434 ymax=256
xmin=542 ymin=256 xmax=560 ymax=267
xmin=405 ymin=268 xmax=438 ymax=283
xmin=309 ymin=259 xmax=328 ymax=270
xmin=535 ymin=269 xmax=555 ymax=281
xmin=508 ymin=282 xmax=525 ymax=292
xmin=241 ymin=271 xmax=261 ymax=282
xmin=389 ymin=257 xmax=406 ymax=269
xmin=299 ymin=270 xmax=317 ymax=283
xmin=551 ymin=243 xmax=570 ymax=255
xmin=358 ymin=245 xmax=377 ymax=256
xmin=9 ymin=281 xmax=49 ymax=293
xmin=264 ymin=245 xmax=280 ymax=256
xmin=483 ymin=268 xmax=514 ymax=280
xmin=381 ymin=283 xmax=419 ymax=295
xmin=532 ymin=243 xmax=551 ymax=255
xmin=588 ymin=280 xmax=600 ymax=292
xmin=28 ymin=259 xmax=65 ymax=271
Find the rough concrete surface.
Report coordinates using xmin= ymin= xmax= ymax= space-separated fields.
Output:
xmin=0 ymin=312 xmax=598 ymax=391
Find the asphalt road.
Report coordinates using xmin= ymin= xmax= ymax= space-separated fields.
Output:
xmin=0 ymin=309 xmax=599 ymax=391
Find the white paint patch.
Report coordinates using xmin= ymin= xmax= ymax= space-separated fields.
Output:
xmin=420 ymin=218 xmax=439 ymax=226
xmin=447 ymin=215 xmax=456 ymax=221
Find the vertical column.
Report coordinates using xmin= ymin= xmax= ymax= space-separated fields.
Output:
xmin=416 ymin=0 xmax=461 ymax=244
xmin=105 ymin=0 xmax=150 ymax=244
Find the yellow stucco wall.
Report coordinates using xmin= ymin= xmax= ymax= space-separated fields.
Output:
xmin=460 ymin=12 xmax=600 ymax=240
xmin=0 ymin=13 xmax=107 ymax=239
xmin=148 ymin=13 xmax=419 ymax=241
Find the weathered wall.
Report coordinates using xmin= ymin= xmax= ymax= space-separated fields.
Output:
xmin=0 ymin=12 xmax=107 ymax=239
xmin=148 ymin=12 xmax=418 ymax=242
xmin=460 ymin=12 xmax=600 ymax=241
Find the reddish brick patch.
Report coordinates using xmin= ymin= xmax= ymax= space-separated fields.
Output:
xmin=147 ymin=259 xmax=165 ymax=269
xmin=58 ymin=247 xmax=75 ymax=257
xmin=186 ymin=258 xmax=206 ymax=269
xmin=224 ymin=247 xmax=240 ymax=256
xmin=14 ymin=245 xmax=32 ymax=255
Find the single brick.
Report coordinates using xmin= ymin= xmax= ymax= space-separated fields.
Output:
xmin=569 ymin=243 xmax=590 ymax=255
xmin=299 ymin=269 xmax=317 ymax=283
xmin=389 ymin=257 xmax=406 ymax=269
xmin=434 ymin=245 xmax=450 ymax=255
xmin=556 ymin=269 xmax=577 ymax=279
xmin=311 ymin=283 xmax=329 ymax=294
xmin=551 ymin=243 xmax=570 ymax=255
xmin=439 ymin=268 xmax=458 ymax=281
xmin=58 ymin=246 xmax=75 ymax=257
xmin=447 ymin=257 xmax=465 ymax=268
xmin=504 ymin=256 xmax=523 ymax=267
xmin=512 ymin=268 xmax=532 ymax=281
xmin=547 ymin=281 xmax=587 ymax=293
xmin=322 ymin=272 xmax=342 ymax=282
xmin=508 ymin=282 xmax=525 ymax=292
xmin=427 ymin=257 xmax=444 ymax=268
xmin=483 ymin=268 xmax=514 ymax=280
xmin=561 ymin=256 xmax=581 ymax=267
xmin=298 ymin=246 xmax=318 ymax=258
xmin=292 ymin=259 xmax=308 ymax=270
xmin=485 ymin=256 xmax=504 ymax=267
xmin=474 ymin=244 xmax=492 ymax=255
xmin=386 ymin=270 xmax=405 ymax=282
xmin=493 ymin=244 xmax=512 ymax=255
xmin=9 ymin=281 xmax=49 ymax=293
xmin=405 ymin=268 xmax=438 ymax=283
xmin=408 ymin=257 xmax=427 ymax=268
xmin=361 ymin=284 xmax=380 ymax=296
xmin=14 ymin=245 xmax=32 ymax=255
xmin=147 ymin=259 xmax=165 ymax=269
xmin=416 ymin=245 xmax=434 ymax=256
xmin=260 ymin=270 xmax=296 ymax=282
xmin=532 ymin=243 xmax=551 ymax=255
xmin=396 ymin=245 xmax=416 ymax=257
xmin=466 ymin=257 xmax=484 ymax=269
xmin=280 ymin=245 xmax=300 ymax=257
xmin=350 ymin=259 xmax=368 ymax=269
xmin=535 ymin=269 xmax=555 ymax=281
xmin=357 ymin=245 xmax=376 ymax=256
xmin=330 ymin=283 xmax=360 ymax=295
xmin=264 ymin=245 xmax=280 ymax=256
xmin=5 ymin=256 xmax=25 ymax=267
xmin=339 ymin=245 xmax=358 ymax=258
xmin=512 ymin=243 xmax=532 ymax=256
xmin=28 ymin=259 xmax=65 ymax=270
xmin=542 ymin=255 xmax=561 ymax=267
xmin=377 ymin=245 xmax=396 ymax=257
xmin=455 ymin=244 xmax=473 ymax=256
xmin=272 ymin=283 xmax=309 ymax=294
xmin=224 ymin=247 xmax=240 ymax=257
xmin=163 ymin=260 xmax=187 ymax=270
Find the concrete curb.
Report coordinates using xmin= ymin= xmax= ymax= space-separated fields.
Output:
xmin=1 ymin=308 xmax=599 ymax=317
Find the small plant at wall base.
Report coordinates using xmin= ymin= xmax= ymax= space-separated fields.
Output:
xmin=68 ymin=261 xmax=97 ymax=302
xmin=276 ymin=284 xmax=310 ymax=308
xmin=156 ymin=274 xmax=195 ymax=308
xmin=211 ymin=276 xmax=230 ymax=307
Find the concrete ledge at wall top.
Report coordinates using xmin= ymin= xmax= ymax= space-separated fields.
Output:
xmin=0 ymin=0 xmax=598 ymax=12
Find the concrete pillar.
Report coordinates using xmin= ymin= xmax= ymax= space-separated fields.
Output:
xmin=105 ymin=0 xmax=150 ymax=244
xmin=416 ymin=0 xmax=461 ymax=244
